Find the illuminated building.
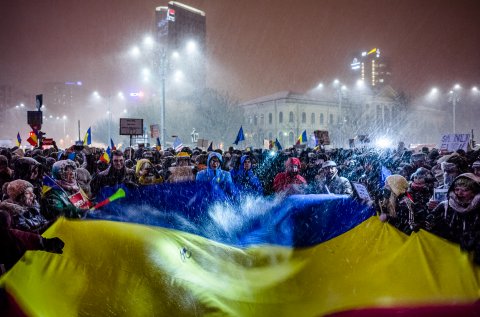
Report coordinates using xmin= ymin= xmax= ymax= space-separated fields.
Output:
xmin=350 ymin=48 xmax=391 ymax=89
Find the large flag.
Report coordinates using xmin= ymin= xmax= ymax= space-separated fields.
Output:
xmin=100 ymin=146 xmax=111 ymax=164
xmin=173 ymin=136 xmax=183 ymax=152
xmin=2 ymin=184 xmax=480 ymax=316
xmin=83 ymin=127 xmax=91 ymax=146
xmin=110 ymin=139 xmax=116 ymax=151
xmin=274 ymin=138 xmax=283 ymax=151
xmin=26 ymin=130 xmax=38 ymax=147
xmin=296 ymin=130 xmax=308 ymax=145
xmin=233 ymin=126 xmax=245 ymax=145
xmin=16 ymin=132 xmax=21 ymax=147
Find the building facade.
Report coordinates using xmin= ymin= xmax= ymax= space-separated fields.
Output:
xmin=239 ymin=86 xmax=445 ymax=149
xmin=350 ymin=48 xmax=391 ymax=89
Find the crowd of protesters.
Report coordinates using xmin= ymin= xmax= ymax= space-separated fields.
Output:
xmin=1 ymin=139 xmax=480 ymax=273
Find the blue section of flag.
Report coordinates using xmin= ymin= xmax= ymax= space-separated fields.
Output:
xmin=42 ymin=175 xmax=60 ymax=195
xmin=16 ymin=132 xmax=21 ymax=146
xmin=89 ymin=183 xmax=374 ymax=248
xmin=233 ymin=126 xmax=245 ymax=145
xmin=207 ymin=141 xmax=213 ymax=151
xmin=156 ymin=137 xmax=161 ymax=146
xmin=380 ymin=165 xmax=392 ymax=185
xmin=110 ymin=138 xmax=116 ymax=150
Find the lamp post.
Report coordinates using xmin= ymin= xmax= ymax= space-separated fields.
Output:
xmin=160 ymin=48 xmax=167 ymax=147
xmin=448 ymin=84 xmax=461 ymax=133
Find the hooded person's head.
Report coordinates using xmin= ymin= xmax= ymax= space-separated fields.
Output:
xmin=6 ymin=179 xmax=35 ymax=206
xmin=385 ymin=175 xmax=409 ymax=196
xmin=285 ymin=157 xmax=301 ymax=175
xmin=449 ymin=173 xmax=480 ymax=206
xmin=207 ymin=152 xmax=223 ymax=171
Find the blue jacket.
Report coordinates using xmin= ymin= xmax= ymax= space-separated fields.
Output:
xmin=230 ymin=155 xmax=263 ymax=195
xmin=196 ymin=152 xmax=237 ymax=197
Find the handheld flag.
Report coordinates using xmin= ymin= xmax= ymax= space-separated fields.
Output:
xmin=89 ymin=188 xmax=126 ymax=211
xmin=275 ymin=138 xmax=283 ymax=151
xmin=83 ymin=127 xmax=91 ymax=146
xmin=110 ymin=139 xmax=116 ymax=150
xmin=296 ymin=130 xmax=308 ymax=145
xmin=100 ymin=146 xmax=111 ymax=164
xmin=156 ymin=137 xmax=161 ymax=151
xmin=42 ymin=175 xmax=60 ymax=195
xmin=27 ymin=130 xmax=38 ymax=147
xmin=16 ymin=132 xmax=22 ymax=147
xmin=173 ymin=137 xmax=183 ymax=152
xmin=233 ymin=126 xmax=245 ymax=145
xmin=207 ymin=141 xmax=213 ymax=152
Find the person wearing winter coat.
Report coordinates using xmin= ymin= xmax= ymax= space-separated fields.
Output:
xmin=273 ymin=157 xmax=307 ymax=195
xmin=0 ymin=155 xmax=13 ymax=192
xmin=41 ymin=160 xmax=89 ymax=220
xmin=230 ymin=155 xmax=263 ymax=196
xmin=0 ymin=180 xmax=51 ymax=233
xmin=379 ymin=174 xmax=417 ymax=235
xmin=426 ymin=173 xmax=480 ymax=264
xmin=314 ymin=160 xmax=353 ymax=196
xmin=0 ymin=209 xmax=64 ymax=272
xmin=90 ymin=150 xmax=136 ymax=197
xmin=407 ymin=167 xmax=434 ymax=228
xmin=12 ymin=157 xmax=44 ymax=203
xmin=196 ymin=152 xmax=237 ymax=197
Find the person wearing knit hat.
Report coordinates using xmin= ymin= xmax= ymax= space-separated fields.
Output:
xmin=0 ymin=180 xmax=51 ymax=233
xmin=313 ymin=160 xmax=353 ymax=196
xmin=379 ymin=174 xmax=417 ymax=234
xmin=135 ymin=158 xmax=163 ymax=185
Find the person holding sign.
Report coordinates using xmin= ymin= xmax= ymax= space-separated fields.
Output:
xmin=41 ymin=160 xmax=90 ymax=220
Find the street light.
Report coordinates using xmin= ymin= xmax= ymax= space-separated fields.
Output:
xmin=448 ymin=84 xmax=461 ymax=133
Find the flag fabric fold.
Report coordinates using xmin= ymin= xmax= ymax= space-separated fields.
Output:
xmin=27 ymin=130 xmax=38 ymax=147
xmin=207 ymin=141 xmax=213 ymax=152
xmin=233 ymin=126 xmax=245 ymax=145
xmin=275 ymin=138 xmax=283 ymax=150
xmin=110 ymin=139 xmax=116 ymax=151
xmin=156 ymin=137 xmax=161 ymax=151
xmin=100 ymin=146 xmax=111 ymax=164
xmin=83 ymin=127 xmax=91 ymax=146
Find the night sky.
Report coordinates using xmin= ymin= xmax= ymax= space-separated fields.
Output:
xmin=1 ymin=0 xmax=479 ymax=102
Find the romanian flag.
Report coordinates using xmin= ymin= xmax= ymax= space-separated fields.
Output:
xmin=100 ymin=146 xmax=111 ymax=164
xmin=2 ymin=183 xmax=480 ymax=316
xmin=16 ymin=132 xmax=21 ymax=147
xmin=83 ymin=127 xmax=91 ymax=146
xmin=26 ymin=130 xmax=38 ymax=147
xmin=296 ymin=130 xmax=307 ymax=145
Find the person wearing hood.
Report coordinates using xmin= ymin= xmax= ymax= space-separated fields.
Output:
xmin=90 ymin=150 xmax=136 ymax=198
xmin=41 ymin=160 xmax=89 ymax=220
xmin=426 ymin=173 xmax=480 ymax=263
xmin=273 ymin=157 xmax=307 ymax=195
xmin=135 ymin=158 xmax=163 ymax=185
xmin=13 ymin=157 xmax=44 ymax=203
xmin=0 ymin=180 xmax=51 ymax=233
xmin=379 ymin=174 xmax=417 ymax=234
xmin=196 ymin=152 xmax=237 ymax=197
xmin=0 ymin=155 xmax=13 ymax=191
xmin=230 ymin=155 xmax=263 ymax=196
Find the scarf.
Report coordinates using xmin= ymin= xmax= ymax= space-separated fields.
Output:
xmin=448 ymin=192 xmax=480 ymax=214
xmin=56 ymin=179 xmax=80 ymax=195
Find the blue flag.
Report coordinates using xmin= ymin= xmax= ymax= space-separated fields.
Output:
xmin=233 ymin=126 xmax=245 ymax=145
xmin=110 ymin=138 xmax=116 ymax=150
xmin=207 ymin=141 xmax=213 ymax=152
xmin=380 ymin=165 xmax=392 ymax=185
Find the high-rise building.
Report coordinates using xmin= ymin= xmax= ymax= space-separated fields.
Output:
xmin=155 ymin=2 xmax=206 ymax=90
xmin=350 ymin=48 xmax=391 ymax=89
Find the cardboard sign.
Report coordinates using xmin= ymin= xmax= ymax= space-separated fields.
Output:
xmin=196 ymin=139 xmax=210 ymax=148
xmin=352 ymin=182 xmax=372 ymax=201
xmin=439 ymin=134 xmax=470 ymax=153
xmin=314 ymin=130 xmax=330 ymax=145
xmin=150 ymin=124 xmax=160 ymax=138
xmin=120 ymin=118 xmax=143 ymax=136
